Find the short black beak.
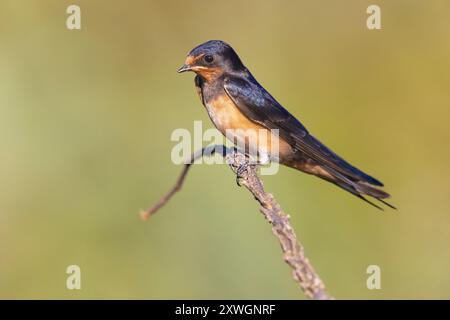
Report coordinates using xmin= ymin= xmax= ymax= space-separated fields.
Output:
xmin=177 ymin=64 xmax=191 ymax=73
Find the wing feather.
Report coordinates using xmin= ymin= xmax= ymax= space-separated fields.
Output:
xmin=223 ymin=74 xmax=383 ymax=186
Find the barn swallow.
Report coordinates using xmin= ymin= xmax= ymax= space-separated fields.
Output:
xmin=178 ymin=40 xmax=394 ymax=210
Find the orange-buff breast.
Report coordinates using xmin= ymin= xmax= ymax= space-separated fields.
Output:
xmin=204 ymin=93 xmax=293 ymax=160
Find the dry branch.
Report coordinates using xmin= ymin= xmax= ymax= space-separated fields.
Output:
xmin=142 ymin=145 xmax=333 ymax=300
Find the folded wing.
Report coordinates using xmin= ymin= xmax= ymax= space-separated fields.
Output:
xmin=223 ymin=74 xmax=384 ymax=188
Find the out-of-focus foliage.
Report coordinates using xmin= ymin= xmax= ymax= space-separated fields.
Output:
xmin=1 ymin=0 xmax=449 ymax=299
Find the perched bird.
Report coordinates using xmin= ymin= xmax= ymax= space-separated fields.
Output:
xmin=178 ymin=40 xmax=394 ymax=210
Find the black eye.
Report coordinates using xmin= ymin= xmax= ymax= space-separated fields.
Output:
xmin=204 ymin=54 xmax=214 ymax=63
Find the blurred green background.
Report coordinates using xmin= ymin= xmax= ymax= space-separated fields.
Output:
xmin=1 ymin=0 xmax=449 ymax=299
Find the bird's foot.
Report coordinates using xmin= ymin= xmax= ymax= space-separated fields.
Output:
xmin=236 ymin=162 xmax=259 ymax=186
xmin=236 ymin=162 xmax=249 ymax=186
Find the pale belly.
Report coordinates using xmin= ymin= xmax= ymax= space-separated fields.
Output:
xmin=204 ymin=94 xmax=294 ymax=162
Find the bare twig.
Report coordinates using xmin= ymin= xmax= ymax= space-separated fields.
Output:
xmin=140 ymin=145 xmax=228 ymax=220
xmin=143 ymin=145 xmax=333 ymax=300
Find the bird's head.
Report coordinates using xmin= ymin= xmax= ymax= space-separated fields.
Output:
xmin=178 ymin=40 xmax=245 ymax=81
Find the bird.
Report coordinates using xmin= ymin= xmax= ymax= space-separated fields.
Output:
xmin=177 ymin=40 xmax=394 ymax=210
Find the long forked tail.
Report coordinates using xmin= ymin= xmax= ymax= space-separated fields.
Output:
xmin=321 ymin=166 xmax=396 ymax=210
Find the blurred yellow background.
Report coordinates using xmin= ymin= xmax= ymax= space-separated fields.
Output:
xmin=1 ymin=0 xmax=449 ymax=299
